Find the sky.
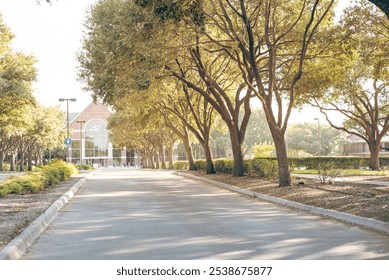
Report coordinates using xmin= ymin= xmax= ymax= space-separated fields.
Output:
xmin=0 ymin=0 xmax=348 ymax=123
xmin=0 ymin=0 xmax=97 ymax=113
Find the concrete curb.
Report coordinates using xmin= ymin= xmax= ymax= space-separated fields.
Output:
xmin=176 ymin=172 xmax=389 ymax=235
xmin=0 ymin=174 xmax=91 ymax=260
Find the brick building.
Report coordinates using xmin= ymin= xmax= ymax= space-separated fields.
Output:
xmin=68 ymin=101 xmax=139 ymax=167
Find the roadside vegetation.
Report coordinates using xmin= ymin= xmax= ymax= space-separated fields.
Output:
xmin=78 ymin=0 xmax=388 ymax=187
xmin=174 ymin=157 xmax=389 ymax=179
xmin=0 ymin=160 xmax=78 ymax=197
xmin=0 ymin=15 xmax=66 ymax=172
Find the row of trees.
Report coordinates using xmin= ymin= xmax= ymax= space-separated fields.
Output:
xmin=178 ymin=115 xmax=345 ymax=159
xmin=0 ymin=15 xmax=66 ymax=171
xmin=78 ymin=0 xmax=388 ymax=186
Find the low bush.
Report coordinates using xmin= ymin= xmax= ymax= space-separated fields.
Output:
xmin=173 ymin=161 xmax=189 ymax=171
xmin=317 ymin=161 xmax=344 ymax=184
xmin=195 ymin=160 xmax=207 ymax=171
xmin=214 ymin=159 xmax=234 ymax=174
xmin=287 ymin=156 xmax=389 ymax=170
xmin=1 ymin=163 xmax=11 ymax=172
xmin=0 ymin=160 xmax=78 ymax=197
xmin=174 ymin=158 xmax=278 ymax=179
xmin=77 ymin=164 xmax=94 ymax=170
xmin=172 ymin=156 xmax=389 ymax=179
xmin=245 ymin=158 xmax=278 ymax=179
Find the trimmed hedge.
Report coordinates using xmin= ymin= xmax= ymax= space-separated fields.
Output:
xmin=0 ymin=160 xmax=78 ymax=197
xmin=173 ymin=161 xmax=190 ymax=171
xmin=173 ymin=156 xmax=389 ymax=179
xmin=245 ymin=158 xmax=278 ymax=179
xmin=286 ymin=156 xmax=389 ymax=170
xmin=214 ymin=159 xmax=234 ymax=174
xmin=174 ymin=158 xmax=279 ymax=179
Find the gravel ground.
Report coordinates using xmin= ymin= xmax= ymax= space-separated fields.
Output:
xmin=0 ymin=176 xmax=83 ymax=251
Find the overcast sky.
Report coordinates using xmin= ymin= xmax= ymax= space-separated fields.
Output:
xmin=0 ymin=0 xmax=348 ymax=123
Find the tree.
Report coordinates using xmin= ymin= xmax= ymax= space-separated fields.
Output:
xmin=78 ymin=0 xmax=337 ymax=185
xmin=164 ymin=42 xmax=252 ymax=177
xmin=189 ymin=0 xmax=336 ymax=186
xmin=243 ymin=108 xmax=273 ymax=156
xmin=309 ymin=1 xmax=389 ymax=170
xmin=26 ymin=105 xmax=66 ymax=169
xmin=127 ymin=0 xmax=254 ymax=177
xmin=78 ymin=0 xmax=251 ymax=175
xmin=108 ymin=93 xmax=176 ymax=169
xmin=286 ymin=123 xmax=345 ymax=156
xmin=0 ymin=15 xmax=37 ymax=171
xmin=368 ymin=0 xmax=389 ymax=17
xmin=156 ymin=81 xmax=216 ymax=173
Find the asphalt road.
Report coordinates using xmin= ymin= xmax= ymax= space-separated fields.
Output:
xmin=25 ymin=169 xmax=389 ymax=260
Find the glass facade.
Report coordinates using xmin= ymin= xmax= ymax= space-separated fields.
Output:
xmin=70 ymin=118 xmax=140 ymax=167
xmin=84 ymin=119 xmax=109 ymax=157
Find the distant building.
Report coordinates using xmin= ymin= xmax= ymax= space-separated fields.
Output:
xmin=68 ymin=101 xmax=139 ymax=167
xmin=343 ymin=134 xmax=389 ymax=155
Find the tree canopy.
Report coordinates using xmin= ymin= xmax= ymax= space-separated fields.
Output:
xmin=307 ymin=1 xmax=388 ymax=170
xmin=78 ymin=0 xmax=387 ymax=184
xmin=0 ymin=14 xmax=65 ymax=171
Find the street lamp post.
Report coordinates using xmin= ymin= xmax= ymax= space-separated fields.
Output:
xmin=77 ymin=120 xmax=86 ymax=167
xmin=59 ymin=98 xmax=76 ymax=162
xmin=314 ymin=118 xmax=321 ymax=156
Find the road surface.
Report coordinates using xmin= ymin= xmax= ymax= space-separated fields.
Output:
xmin=25 ymin=169 xmax=389 ymax=259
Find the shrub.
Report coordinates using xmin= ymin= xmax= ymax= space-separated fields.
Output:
xmin=214 ymin=159 xmax=234 ymax=174
xmin=195 ymin=160 xmax=207 ymax=171
xmin=173 ymin=161 xmax=189 ymax=171
xmin=246 ymin=158 xmax=278 ymax=179
xmin=77 ymin=164 xmax=94 ymax=170
xmin=317 ymin=161 xmax=344 ymax=184
xmin=0 ymin=177 xmax=23 ymax=195
xmin=0 ymin=160 xmax=78 ymax=197
xmin=1 ymin=163 xmax=11 ymax=172
xmin=252 ymin=143 xmax=275 ymax=157
xmin=287 ymin=156 xmax=389 ymax=170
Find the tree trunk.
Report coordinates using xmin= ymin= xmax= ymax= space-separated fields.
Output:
xmin=368 ymin=144 xmax=381 ymax=170
xmin=0 ymin=151 xmax=4 ymax=171
xmin=155 ymin=152 xmax=160 ymax=169
xmin=168 ymin=142 xmax=174 ymax=170
xmin=159 ymin=145 xmax=166 ymax=169
xmin=203 ymin=142 xmax=215 ymax=174
xmin=273 ymin=132 xmax=291 ymax=187
xmin=183 ymin=140 xmax=197 ymax=170
xmin=20 ymin=152 xmax=25 ymax=172
xmin=149 ymin=152 xmax=155 ymax=169
xmin=28 ymin=149 xmax=33 ymax=171
xmin=141 ymin=157 xmax=147 ymax=168
xmin=229 ymin=126 xmax=245 ymax=177
xmin=34 ymin=153 xmax=39 ymax=167
xmin=10 ymin=151 xmax=16 ymax=171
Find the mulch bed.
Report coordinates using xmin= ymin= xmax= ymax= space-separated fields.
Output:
xmin=185 ymin=170 xmax=389 ymax=223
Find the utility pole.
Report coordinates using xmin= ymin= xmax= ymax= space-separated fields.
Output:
xmin=59 ymin=98 xmax=76 ymax=162
xmin=314 ymin=118 xmax=321 ymax=156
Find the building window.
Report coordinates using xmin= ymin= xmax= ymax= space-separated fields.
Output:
xmin=84 ymin=119 xmax=109 ymax=158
